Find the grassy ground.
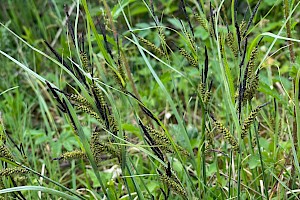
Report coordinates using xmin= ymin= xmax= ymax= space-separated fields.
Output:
xmin=0 ymin=0 xmax=300 ymax=199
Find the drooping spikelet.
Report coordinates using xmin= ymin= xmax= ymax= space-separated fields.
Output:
xmin=0 ymin=145 xmax=14 ymax=161
xmin=179 ymin=48 xmax=198 ymax=68
xmin=209 ymin=22 xmax=215 ymax=39
xmin=243 ymin=70 xmax=259 ymax=102
xmin=75 ymin=104 xmax=103 ymax=123
xmin=55 ymin=150 xmax=86 ymax=161
xmin=91 ymin=83 xmax=109 ymax=128
xmin=194 ymin=12 xmax=209 ymax=32
xmin=247 ymin=47 xmax=258 ymax=78
xmin=241 ymin=103 xmax=268 ymax=138
xmin=184 ymin=30 xmax=196 ymax=51
xmin=198 ymin=83 xmax=211 ymax=104
xmin=109 ymin=65 xmax=127 ymax=91
xmin=158 ymin=27 xmax=166 ymax=46
xmin=213 ymin=121 xmax=239 ymax=151
xmin=92 ymin=84 xmax=108 ymax=114
xmin=80 ymin=51 xmax=90 ymax=72
xmin=205 ymin=129 xmax=214 ymax=150
xmin=158 ymin=170 xmax=187 ymax=197
xmin=90 ymin=130 xmax=120 ymax=166
xmin=66 ymin=93 xmax=90 ymax=107
xmin=137 ymin=35 xmax=165 ymax=56
xmin=90 ymin=131 xmax=102 ymax=165
xmin=145 ymin=126 xmax=189 ymax=156
xmin=116 ymin=57 xmax=127 ymax=91
xmin=239 ymin=20 xmax=247 ymax=39
xmin=108 ymin=114 xmax=118 ymax=135
xmin=0 ymin=167 xmax=28 ymax=177
xmin=226 ymin=32 xmax=238 ymax=57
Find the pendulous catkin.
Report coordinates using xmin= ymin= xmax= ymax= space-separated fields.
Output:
xmin=239 ymin=20 xmax=247 ymax=39
xmin=80 ymin=51 xmax=90 ymax=72
xmin=243 ymin=70 xmax=259 ymax=102
xmin=75 ymin=104 xmax=103 ymax=123
xmin=241 ymin=103 xmax=268 ymax=138
xmin=226 ymin=32 xmax=238 ymax=57
xmin=198 ymin=82 xmax=211 ymax=104
xmin=247 ymin=47 xmax=258 ymax=78
xmin=56 ymin=150 xmax=86 ymax=161
xmin=0 ymin=167 xmax=28 ymax=177
xmin=213 ymin=121 xmax=239 ymax=151
xmin=108 ymin=114 xmax=118 ymax=134
xmin=145 ymin=126 xmax=189 ymax=156
xmin=179 ymin=48 xmax=198 ymax=68
xmin=0 ymin=145 xmax=14 ymax=161
xmin=194 ymin=12 xmax=209 ymax=32
xmin=158 ymin=170 xmax=187 ymax=197
xmin=90 ymin=130 xmax=120 ymax=166
xmin=67 ymin=93 xmax=90 ymax=107
xmin=158 ymin=27 xmax=166 ymax=45
xmin=137 ymin=35 xmax=165 ymax=56
xmin=184 ymin=30 xmax=196 ymax=51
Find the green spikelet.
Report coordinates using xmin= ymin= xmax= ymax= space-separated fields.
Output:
xmin=137 ymin=35 xmax=165 ymax=56
xmin=247 ymin=47 xmax=258 ymax=78
xmin=108 ymin=114 xmax=118 ymax=134
xmin=158 ymin=27 xmax=166 ymax=45
xmin=110 ymin=65 xmax=126 ymax=90
xmin=179 ymin=48 xmax=198 ymax=68
xmin=90 ymin=131 xmax=102 ymax=166
xmin=80 ymin=51 xmax=90 ymax=72
xmin=213 ymin=121 xmax=239 ymax=151
xmin=198 ymin=83 xmax=211 ymax=104
xmin=90 ymin=131 xmax=120 ymax=165
xmin=145 ymin=126 xmax=189 ymax=156
xmin=92 ymin=84 xmax=109 ymax=117
xmin=243 ymin=71 xmax=259 ymax=102
xmin=203 ymin=90 xmax=211 ymax=104
xmin=209 ymin=22 xmax=215 ymax=39
xmin=92 ymin=84 xmax=107 ymax=111
xmin=117 ymin=57 xmax=127 ymax=90
xmin=239 ymin=20 xmax=247 ymax=38
xmin=75 ymin=104 xmax=103 ymax=123
xmin=158 ymin=171 xmax=187 ymax=197
xmin=241 ymin=103 xmax=267 ymax=138
xmin=0 ymin=167 xmax=28 ymax=177
xmin=57 ymin=150 xmax=86 ymax=160
xmin=184 ymin=30 xmax=196 ymax=51
xmin=67 ymin=93 xmax=90 ymax=107
xmin=226 ymin=32 xmax=238 ymax=57
xmin=0 ymin=145 xmax=14 ymax=161
xmin=198 ymin=82 xmax=206 ymax=96
xmin=194 ymin=12 xmax=209 ymax=32
xmin=205 ymin=130 xmax=214 ymax=151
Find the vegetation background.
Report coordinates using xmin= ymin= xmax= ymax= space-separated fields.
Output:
xmin=0 ymin=0 xmax=300 ymax=199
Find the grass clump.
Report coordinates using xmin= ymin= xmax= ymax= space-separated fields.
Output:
xmin=0 ymin=0 xmax=300 ymax=199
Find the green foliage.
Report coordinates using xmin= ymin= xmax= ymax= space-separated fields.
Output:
xmin=0 ymin=0 xmax=300 ymax=199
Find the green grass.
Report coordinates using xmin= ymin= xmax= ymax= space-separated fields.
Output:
xmin=0 ymin=0 xmax=300 ymax=199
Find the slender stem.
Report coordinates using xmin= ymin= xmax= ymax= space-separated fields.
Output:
xmin=255 ymin=123 xmax=269 ymax=199
xmin=284 ymin=0 xmax=297 ymax=190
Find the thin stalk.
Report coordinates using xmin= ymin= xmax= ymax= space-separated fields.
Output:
xmin=255 ymin=123 xmax=269 ymax=199
xmin=284 ymin=0 xmax=297 ymax=191
xmin=201 ymin=106 xmax=206 ymax=194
